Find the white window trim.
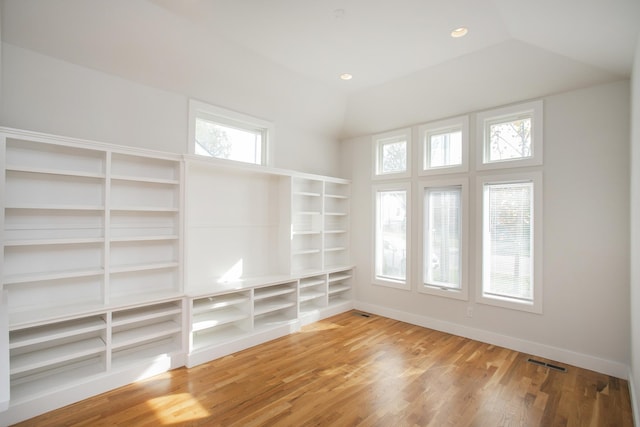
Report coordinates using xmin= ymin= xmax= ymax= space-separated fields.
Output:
xmin=372 ymin=182 xmax=411 ymax=290
xmin=418 ymin=116 xmax=469 ymax=176
xmin=476 ymin=100 xmax=543 ymax=170
xmin=372 ymin=128 xmax=412 ymax=180
xmin=475 ymin=171 xmax=543 ymax=313
xmin=418 ymin=177 xmax=469 ymax=301
xmin=188 ymin=99 xmax=275 ymax=167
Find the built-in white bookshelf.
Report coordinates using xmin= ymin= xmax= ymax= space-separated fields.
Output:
xmin=0 ymin=129 xmax=352 ymax=424
xmin=0 ymin=129 xmax=185 ymax=425
xmin=291 ymin=177 xmax=323 ymax=274
xmin=328 ymin=269 xmax=354 ymax=306
xmin=298 ymin=274 xmax=327 ymax=316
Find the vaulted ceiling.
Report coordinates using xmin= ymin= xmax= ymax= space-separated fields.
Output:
xmin=149 ymin=0 xmax=640 ymax=92
xmin=1 ymin=0 xmax=639 ymax=137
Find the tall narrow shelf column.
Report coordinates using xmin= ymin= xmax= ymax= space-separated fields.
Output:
xmin=0 ymin=129 xmax=185 ymax=426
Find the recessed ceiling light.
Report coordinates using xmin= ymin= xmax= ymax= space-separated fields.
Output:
xmin=340 ymin=73 xmax=353 ymax=81
xmin=450 ymin=27 xmax=468 ymax=38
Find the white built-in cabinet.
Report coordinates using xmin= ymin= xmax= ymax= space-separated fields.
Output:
xmin=0 ymin=129 xmax=353 ymax=425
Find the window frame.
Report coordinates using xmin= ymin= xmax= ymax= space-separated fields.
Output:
xmin=476 ymin=171 xmax=543 ymax=313
xmin=476 ymin=100 xmax=543 ymax=170
xmin=418 ymin=177 xmax=469 ymax=300
xmin=372 ymin=182 xmax=411 ymax=290
xmin=372 ymin=128 xmax=412 ymax=180
xmin=188 ymin=99 xmax=274 ymax=167
xmin=418 ymin=116 xmax=469 ymax=176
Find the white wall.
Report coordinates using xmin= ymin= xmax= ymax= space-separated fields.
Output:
xmin=0 ymin=42 xmax=344 ymax=177
xmin=343 ymin=80 xmax=631 ymax=377
xmin=629 ymin=34 xmax=640 ymax=418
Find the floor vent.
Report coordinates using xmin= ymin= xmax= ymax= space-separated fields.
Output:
xmin=354 ymin=312 xmax=371 ymax=318
xmin=527 ymin=358 xmax=567 ymax=373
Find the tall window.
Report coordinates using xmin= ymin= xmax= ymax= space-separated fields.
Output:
xmin=372 ymin=129 xmax=411 ymax=179
xmin=478 ymin=173 xmax=542 ymax=313
xmin=188 ymin=100 xmax=273 ymax=166
xmin=420 ymin=179 xmax=468 ymax=300
xmin=373 ymin=184 xmax=410 ymax=289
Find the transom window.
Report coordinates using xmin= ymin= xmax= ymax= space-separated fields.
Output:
xmin=476 ymin=100 xmax=543 ymax=170
xmin=419 ymin=116 xmax=469 ymax=175
xmin=372 ymin=129 xmax=411 ymax=179
xmin=189 ymin=100 xmax=273 ymax=166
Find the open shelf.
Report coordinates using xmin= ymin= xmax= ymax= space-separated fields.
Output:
xmin=10 ymin=316 xmax=106 ymax=349
xmin=10 ymin=336 xmax=106 ymax=375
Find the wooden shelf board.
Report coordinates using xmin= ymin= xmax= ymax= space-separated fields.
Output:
xmin=299 ymin=291 xmax=325 ymax=302
xmin=328 ymin=273 xmax=353 ymax=283
xmin=112 ymin=303 xmax=182 ymax=327
xmin=328 ymin=284 xmax=351 ymax=295
xmin=254 ymin=300 xmax=296 ymax=316
xmin=3 ymin=237 xmax=105 ymax=247
xmin=192 ymin=307 xmax=249 ymax=332
xmin=10 ymin=317 xmax=106 ymax=349
xmin=110 ymin=261 xmax=178 ymax=274
xmin=192 ymin=324 xmax=249 ymax=351
xmin=9 ymin=359 xmax=106 ymax=405
xmin=3 ymin=268 xmax=105 ymax=285
xmin=10 ymin=337 xmax=106 ymax=375
xmin=109 ymin=206 xmax=179 ymax=213
xmin=253 ymin=312 xmax=297 ymax=330
xmin=192 ymin=295 xmax=250 ymax=313
xmin=110 ymin=175 xmax=179 ymax=185
xmin=293 ymin=249 xmax=321 ymax=255
xmin=299 ymin=278 xmax=325 ymax=288
xmin=6 ymin=165 xmax=105 ymax=179
xmin=254 ymin=286 xmax=296 ymax=301
xmin=111 ymin=321 xmax=181 ymax=349
xmin=110 ymin=235 xmax=178 ymax=243
xmin=5 ymin=204 xmax=104 ymax=211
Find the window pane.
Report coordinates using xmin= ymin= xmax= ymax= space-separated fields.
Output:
xmin=381 ymin=140 xmax=407 ymax=174
xmin=195 ymin=118 xmax=262 ymax=165
xmin=483 ymin=182 xmax=533 ymax=301
xmin=487 ymin=117 xmax=531 ymax=162
xmin=424 ymin=187 xmax=461 ymax=289
xmin=428 ymin=130 xmax=462 ymax=168
xmin=376 ymin=190 xmax=407 ymax=281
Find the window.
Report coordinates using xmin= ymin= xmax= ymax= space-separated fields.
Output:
xmin=373 ymin=184 xmax=410 ymax=289
xmin=372 ymin=129 xmax=411 ymax=179
xmin=188 ymin=99 xmax=273 ymax=166
xmin=419 ymin=116 xmax=469 ymax=175
xmin=420 ymin=178 xmax=468 ymax=300
xmin=476 ymin=100 xmax=543 ymax=170
xmin=477 ymin=172 xmax=542 ymax=313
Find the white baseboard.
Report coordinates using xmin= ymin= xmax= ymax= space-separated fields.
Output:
xmin=628 ymin=368 xmax=639 ymax=427
xmin=354 ymin=301 xmax=629 ymax=379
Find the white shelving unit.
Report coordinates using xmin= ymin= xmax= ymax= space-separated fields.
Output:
xmin=0 ymin=129 xmax=185 ymax=425
xmin=190 ymin=291 xmax=252 ymax=351
xmin=328 ymin=269 xmax=354 ymax=306
xmin=0 ymin=128 xmax=352 ymax=424
xmin=298 ymin=274 xmax=327 ymax=318
xmin=323 ymin=181 xmax=350 ymax=270
xmin=291 ymin=177 xmax=323 ymax=274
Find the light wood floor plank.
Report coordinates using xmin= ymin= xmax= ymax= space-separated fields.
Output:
xmin=13 ymin=311 xmax=633 ymax=426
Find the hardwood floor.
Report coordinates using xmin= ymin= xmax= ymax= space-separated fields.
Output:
xmin=15 ymin=311 xmax=633 ymax=426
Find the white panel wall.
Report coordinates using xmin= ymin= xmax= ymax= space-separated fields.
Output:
xmin=629 ymin=34 xmax=640 ymax=418
xmin=343 ymin=80 xmax=631 ymax=377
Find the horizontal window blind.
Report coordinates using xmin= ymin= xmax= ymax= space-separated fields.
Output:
xmin=483 ymin=181 xmax=534 ymax=301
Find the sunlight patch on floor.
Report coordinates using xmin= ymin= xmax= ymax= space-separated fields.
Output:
xmin=146 ymin=392 xmax=210 ymax=424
